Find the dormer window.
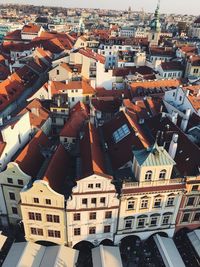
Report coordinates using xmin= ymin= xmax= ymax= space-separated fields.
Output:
xmin=159 ymin=169 xmax=166 ymax=179
xmin=145 ymin=170 xmax=152 ymax=181
xmin=113 ymin=124 xmax=130 ymax=143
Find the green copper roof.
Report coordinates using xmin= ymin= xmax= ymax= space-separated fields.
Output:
xmin=133 ymin=143 xmax=176 ymax=167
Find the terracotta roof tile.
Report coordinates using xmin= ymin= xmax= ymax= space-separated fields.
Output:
xmin=15 ymin=130 xmax=49 ymax=177
xmin=43 ymin=144 xmax=71 ymax=194
xmin=102 ymin=111 xmax=150 ymax=170
xmin=60 ymin=102 xmax=89 ymax=138
xmin=79 ymin=122 xmax=107 ymax=178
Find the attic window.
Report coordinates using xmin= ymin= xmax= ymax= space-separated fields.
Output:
xmin=113 ymin=124 xmax=130 ymax=143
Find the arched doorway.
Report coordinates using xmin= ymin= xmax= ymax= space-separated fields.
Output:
xmin=73 ymin=241 xmax=94 ymax=267
xmin=100 ymin=239 xmax=114 ymax=246
xmin=119 ymin=235 xmax=141 ymax=263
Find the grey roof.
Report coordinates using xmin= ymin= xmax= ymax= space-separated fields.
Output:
xmin=133 ymin=143 xmax=176 ymax=167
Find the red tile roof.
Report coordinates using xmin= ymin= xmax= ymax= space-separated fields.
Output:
xmin=19 ymin=99 xmax=50 ymax=129
xmin=160 ymin=62 xmax=184 ymax=71
xmin=91 ymin=97 xmax=122 ymax=113
xmin=79 ymin=48 xmax=105 ymax=64
xmin=43 ymin=144 xmax=71 ymax=194
xmin=79 ymin=122 xmax=108 ymax=179
xmin=22 ymin=23 xmax=42 ymax=34
xmin=130 ymin=79 xmax=182 ymax=97
xmin=113 ymin=66 xmax=155 ymax=78
xmin=15 ymin=130 xmax=49 ymax=177
xmin=50 ymin=80 xmax=95 ymax=95
xmin=60 ymin=102 xmax=89 ymax=138
xmin=102 ymin=111 xmax=149 ymax=170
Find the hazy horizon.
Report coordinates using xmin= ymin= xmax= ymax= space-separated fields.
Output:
xmin=1 ymin=0 xmax=199 ymax=16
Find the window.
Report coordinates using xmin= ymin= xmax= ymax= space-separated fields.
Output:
xmin=186 ymin=197 xmax=195 ymax=206
xmin=193 ymin=212 xmax=200 ymax=221
xmin=46 ymin=215 xmax=59 ymax=223
xmin=91 ymin=198 xmax=96 ymax=204
xmin=125 ymin=220 xmax=132 ymax=229
xmin=192 ymin=185 xmax=199 ymax=191
xmin=140 ymin=199 xmax=148 ymax=209
xmin=29 ymin=212 xmax=35 ymax=220
xmin=179 ymin=96 xmax=182 ymax=102
xmin=104 ymin=225 xmax=111 ymax=233
xmin=88 ymin=184 xmax=93 ymax=189
xmin=105 ymin=211 xmax=112 ymax=219
xmin=150 ymin=217 xmax=158 ymax=226
xmin=33 ymin=198 xmax=39 ymax=203
xmin=159 ymin=170 xmax=166 ymax=179
xmin=74 ymin=213 xmax=81 ymax=221
xmin=162 ymin=215 xmax=170 ymax=225
xmin=18 ymin=179 xmax=23 ymax=185
xmin=9 ymin=192 xmax=15 ymax=200
xmin=154 ymin=198 xmax=162 ymax=208
xmin=31 ymin=228 xmax=43 ymax=236
xmin=82 ymin=198 xmax=87 ymax=205
xmin=74 ymin=228 xmax=81 ymax=236
xmin=29 ymin=212 xmax=41 ymax=221
xmin=127 ymin=200 xmax=135 ymax=210
xmin=35 ymin=213 xmax=42 ymax=221
xmin=56 ymin=69 xmax=60 ymax=75
xmin=48 ymin=230 xmax=61 ymax=238
xmin=113 ymin=124 xmax=130 ymax=143
xmin=96 ymin=183 xmax=101 ymax=188
xmin=137 ymin=218 xmax=145 ymax=228
xmin=167 ymin=197 xmax=174 ymax=206
xmin=71 ymin=97 xmax=75 ymax=102
xmin=182 ymin=213 xmax=190 ymax=222
xmin=12 ymin=207 xmax=18 ymax=214
xmin=89 ymin=227 xmax=96 ymax=234
xmin=193 ymin=68 xmax=199 ymax=74
xmin=46 ymin=199 xmax=51 ymax=205
xmin=100 ymin=197 xmax=106 ymax=204
xmin=145 ymin=171 xmax=152 ymax=181
xmin=89 ymin=212 xmax=96 ymax=220
xmin=7 ymin=178 xmax=13 ymax=184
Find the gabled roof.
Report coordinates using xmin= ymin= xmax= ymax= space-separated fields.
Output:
xmin=43 ymin=144 xmax=71 ymax=194
xmin=79 ymin=48 xmax=105 ymax=64
xmin=60 ymin=102 xmax=89 ymax=138
xmin=133 ymin=143 xmax=176 ymax=167
xmin=19 ymin=99 xmax=50 ymax=129
xmin=102 ymin=111 xmax=150 ymax=170
xmin=15 ymin=130 xmax=49 ymax=177
xmin=130 ymin=79 xmax=182 ymax=97
xmin=22 ymin=23 xmax=42 ymax=34
xmin=79 ymin=122 xmax=108 ymax=179
xmin=50 ymin=80 xmax=95 ymax=95
xmin=160 ymin=62 xmax=184 ymax=71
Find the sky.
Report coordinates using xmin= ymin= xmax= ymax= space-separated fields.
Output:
xmin=1 ymin=0 xmax=200 ymax=15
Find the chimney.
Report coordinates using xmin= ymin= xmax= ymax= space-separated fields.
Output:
xmin=65 ymin=80 xmax=69 ymax=84
xmin=47 ymin=80 xmax=52 ymax=99
xmin=168 ymin=133 xmax=178 ymax=159
xmin=185 ymin=89 xmax=190 ymax=97
xmin=171 ymin=111 xmax=178 ymax=125
xmin=31 ymin=108 xmax=39 ymax=117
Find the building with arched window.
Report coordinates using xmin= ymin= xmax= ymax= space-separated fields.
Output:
xmin=115 ymin=143 xmax=185 ymax=243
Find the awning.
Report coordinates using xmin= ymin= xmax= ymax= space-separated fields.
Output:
xmin=153 ymin=234 xmax=185 ymax=267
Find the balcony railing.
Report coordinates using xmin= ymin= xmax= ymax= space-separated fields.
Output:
xmin=122 ymin=178 xmax=185 ymax=189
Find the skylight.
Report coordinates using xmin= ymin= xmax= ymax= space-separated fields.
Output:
xmin=113 ymin=124 xmax=130 ymax=143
